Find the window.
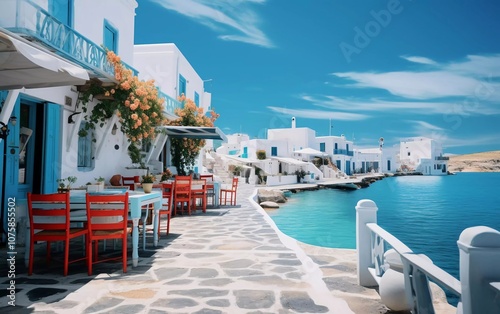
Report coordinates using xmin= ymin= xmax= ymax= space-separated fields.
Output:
xmin=103 ymin=20 xmax=118 ymax=53
xmin=408 ymin=152 xmax=411 ymax=156
xmin=77 ymin=122 xmax=94 ymax=171
xmin=194 ymin=92 xmax=199 ymax=106
xmin=271 ymin=147 xmax=278 ymax=156
xmin=387 ymin=160 xmax=391 ymax=171
xmin=49 ymin=0 xmax=73 ymax=26
xmin=179 ymin=75 xmax=186 ymax=96
xmin=320 ymin=142 xmax=325 ymax=152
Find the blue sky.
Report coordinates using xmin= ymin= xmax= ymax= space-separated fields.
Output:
xmin=135 ymin=0 xmax=500 ymax=155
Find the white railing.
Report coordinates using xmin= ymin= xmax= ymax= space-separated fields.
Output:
xmin=356 ymin=199 xmax=500 ymax=314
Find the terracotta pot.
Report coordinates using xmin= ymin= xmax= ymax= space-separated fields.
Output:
xmin=142 ymin=183 xmax=153 ymax=193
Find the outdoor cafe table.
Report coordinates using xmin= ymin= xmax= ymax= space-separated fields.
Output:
xmin=24 ymin=190 xmax=162 ymax=268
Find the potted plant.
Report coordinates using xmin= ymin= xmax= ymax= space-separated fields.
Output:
xmin=160 ymin=169 xmax=173 ymax=182
xmin=295 ymin=169 xmax=306 ymax=183
xmin=95 ymin=176 xmax=105 ymax=186
xmin=141 ymin=174 xmax=155 ymax=193
xmin=57 ymin=176 xmax=77 ymax=193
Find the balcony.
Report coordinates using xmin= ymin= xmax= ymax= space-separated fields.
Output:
xmin=159 ymin=90 xmax=182 ymax=118
xmin=334 ymin=149 xmax=354 ymax=156
xmin=0 ymin=0 xmax=137 ymax=82
xmin=435 ymin=156 xmax=449 ymax=161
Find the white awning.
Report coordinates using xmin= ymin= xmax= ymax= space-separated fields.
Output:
xmin=158 ymin=126 xmax=227 ymax=141
xmin=0 ymin=30 xmax=89 ymax=89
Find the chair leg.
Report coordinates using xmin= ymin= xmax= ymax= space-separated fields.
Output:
xmin=64 ymin=240 xmax=70 ymax=276
xmin=122 ymin=237 xmax=127 ymax=273
xmin=28 ymin=240 xmax=34 ymax=275
xmin=87 ymin=239 xmax=93 ymax=276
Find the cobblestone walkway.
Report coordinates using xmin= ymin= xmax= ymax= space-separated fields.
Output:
xmin=3 ymin=183 xmax=358 ymax=313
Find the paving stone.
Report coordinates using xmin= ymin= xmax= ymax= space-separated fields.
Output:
xmin=107 ymin=304 xmax=146 ymax=314
xmin=323 ymin=276 xmax=368 ymax=293
xmin=224 ymin=269 xmax=264 ymax=277
xmin=207 ymin=298 xmax=231 ymax=307
xmin=269 ymin=259 xmax=302 ymax=266
xmin=280 ymin=291 xmax=329 ymax=313
xmin=199 ymin=278 xmax=233 ymax=286
xmin=167 ymin=288 xmax=229 ymax=298
xmin=166 ymin=279 xmax=194 ymax=285
xmin=220 ymin=259 xmax=255 ymax=268
xmin=189 ymin=268 xmax=219 ymax=278
xmin=83 ymin=297 xmax=124 ymax=313
xmin=184 ymin=252 xmax=223 ymax=259
xmin=151 ymin=297 xmax=198 ymax=309
xmin=285 ymin=272 xmax=303 ymax=280
xmin=9 ymin=278 xmax=59 ymax=285
xmin=154 ymin=267 xmax=189 ymax=280
xmin=234 ymin=290 xmax=275 ymax=309
xmin=271 ymin=266 xmax=298 ymax=273
xmin=192 ymin=308 xmax=223 ymax=314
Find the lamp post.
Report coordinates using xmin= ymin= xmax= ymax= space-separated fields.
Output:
xmin=379 ymin=137 xmax=384 ymax=173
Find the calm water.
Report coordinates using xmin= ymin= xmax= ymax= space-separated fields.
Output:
xmin=267 ymin=172 xmax=500 ymax=280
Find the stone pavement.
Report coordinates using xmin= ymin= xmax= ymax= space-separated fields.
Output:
xmin=1 ymin=182 xmax=399 ymax=313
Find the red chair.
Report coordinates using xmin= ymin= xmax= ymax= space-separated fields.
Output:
xmin=173 ymin=175 xmax=192 ymax=215
xmin=191 ymin=179 xmax=207 ymax=213
xmin=27 ymin=192 xmax=88 ymax=276
xmin=158 ymin=183 xmax=174 ymax=236
xmin=85 ymin=192 xmax=130 ymax=275
xmin=121 ymin=176 xmax=139 ymax=191
xmin=200 ymin=174 xmax=215 ymax=206
xmin=220 ymin=177 xmax=239 ymax=206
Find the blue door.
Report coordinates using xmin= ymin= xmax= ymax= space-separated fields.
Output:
xmin=345 ymin=160 xmax=351 ymax=175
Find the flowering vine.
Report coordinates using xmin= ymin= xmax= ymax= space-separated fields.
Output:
xmin=168 ymin=95 xmax=219 ymax=175
xmin=78 ymin=51 xmax=167 ymax=153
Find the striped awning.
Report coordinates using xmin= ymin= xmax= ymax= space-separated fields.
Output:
xmin=158 ymin=126 xmax=227 ymax=141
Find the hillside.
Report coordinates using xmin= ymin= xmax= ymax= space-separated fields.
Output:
xmin=448 ymin=151 xmax=500 ymax=172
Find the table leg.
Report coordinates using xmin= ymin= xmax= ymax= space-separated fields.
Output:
xmin=132 ymin=217 xmax=139 ymax=267
xmin=153 ymin=208 xmax=159 ymax=247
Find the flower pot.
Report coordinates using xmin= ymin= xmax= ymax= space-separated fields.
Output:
xmin=142 ymin=183 xmax=153 ymax=193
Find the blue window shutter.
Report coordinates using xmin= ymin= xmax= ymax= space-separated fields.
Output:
xmin=77 ymin=122 xmax=94 ymax=170
xmin=179 ymin=75 xmax=186 ymax=96
xmin=49 ymin=0 xmax=73 ymax=26
xmin=320 ymin=143 xmax=325 ymax=152
xmin=194 ymin=92 xmax=199 ymax=106
xmin=103 ymin=20 xmax=118 ymax=53
xmin=42 ymin=103 xmax=61 ymax=193
xmin=271 ymin=147 xmax=277 ymax=156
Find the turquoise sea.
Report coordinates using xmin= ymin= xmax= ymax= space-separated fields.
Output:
xmin=267 ymin=172 xmax=500 ymax=281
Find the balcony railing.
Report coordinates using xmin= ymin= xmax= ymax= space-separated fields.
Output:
xmin=334 ymin=149 xmax=354 ymax=156
xmin=159 ymin=90 xmax=182 ymax=117
xmin=0 ymin=0 xmax=137 ymax=81
xmin=435 ymin=156 xmax=449 ymax=160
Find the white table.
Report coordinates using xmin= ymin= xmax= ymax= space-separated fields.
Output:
xmin=25 ymin=190 xmax=162 ymax=268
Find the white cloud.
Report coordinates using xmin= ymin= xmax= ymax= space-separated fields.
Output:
xmin=150 ymin=0 xmax=273 ymax=48
xmin=267 ymin=106 xmax=368 ymax=120
xmin=331 ymin=54 xmax=500 ymax=101
xmin=402 ymin=56 xmax=437 ymax=65
xmin=300 ymin=95 xmax=500 ymax=116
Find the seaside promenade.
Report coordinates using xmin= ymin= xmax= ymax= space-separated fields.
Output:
xmin=2 ymin=183 xmax=401 ymax=313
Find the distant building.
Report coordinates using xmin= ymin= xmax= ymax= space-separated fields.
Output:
xmin=399 ymin=137 xmax=449 ymax=175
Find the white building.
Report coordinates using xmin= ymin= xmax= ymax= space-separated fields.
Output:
xmin=399 ymin=137 xmax=449 ymax=175
xmin=0 ymin=0 xmax=224 ymax=238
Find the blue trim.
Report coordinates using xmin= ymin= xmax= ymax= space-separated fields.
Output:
xmin=103 ymin=19 xmax=119 ymax=54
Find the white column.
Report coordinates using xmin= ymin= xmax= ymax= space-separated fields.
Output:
xmin=356 ymin=199 xmax=378 ymax=286
xmin=458 ymin=226 xmax=500 ymax=314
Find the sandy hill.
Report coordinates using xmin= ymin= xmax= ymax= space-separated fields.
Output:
xmin=448 ymin=151 xmax=500 ymax=172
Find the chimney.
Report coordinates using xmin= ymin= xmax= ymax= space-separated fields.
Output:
xmin=291 ymin=117 xmax=296 ymax=128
